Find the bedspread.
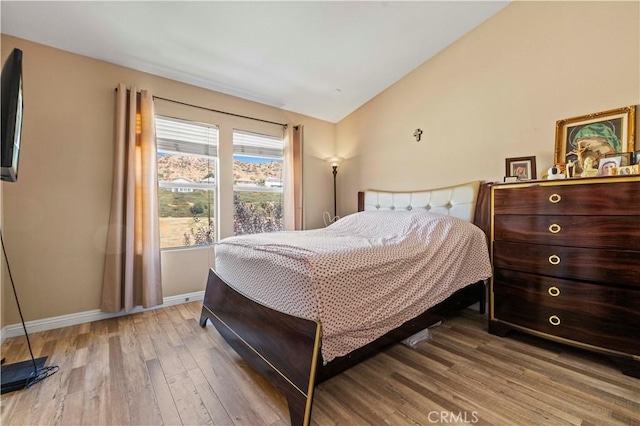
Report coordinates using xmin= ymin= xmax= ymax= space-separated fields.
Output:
xmin=214 ymin=210 xmax=492 ymax=363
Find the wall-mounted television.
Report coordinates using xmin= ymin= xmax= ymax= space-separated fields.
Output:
xmin=1 ymin=48 xmax=24 ymax=182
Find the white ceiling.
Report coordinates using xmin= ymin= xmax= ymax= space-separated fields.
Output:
xmin=1 ymin=1 xmax=509 ymax=123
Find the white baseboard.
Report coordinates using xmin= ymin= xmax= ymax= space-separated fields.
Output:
xmin=0 ymin=291 xmax=204 ymax=343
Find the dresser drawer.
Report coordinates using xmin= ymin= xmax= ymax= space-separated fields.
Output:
xmin=493 ymin=268 xmax=640 ymax=314
xmin=493 ymin=215 xmax=640 ymax=250
xmin=493 ymin=241 xmax=639 ymax=286
xmin=493 ymin=296 xmax=640 ymax=356
xmin=493 ymin=180 xmax=640 ymax=215
xmin=492 ymin=269 xmax=640 ymax=355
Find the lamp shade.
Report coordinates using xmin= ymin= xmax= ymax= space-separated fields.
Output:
xmin=325 ymin=156 xmax=344 ymax=167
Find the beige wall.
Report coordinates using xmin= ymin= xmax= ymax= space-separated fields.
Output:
xmin=0 ymin=35 xmax=335 ymax=326
xmin=336 ymin=1 xmax=640 ymax=215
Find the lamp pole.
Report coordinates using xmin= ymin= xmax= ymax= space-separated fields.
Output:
xmin=332 ymin=165 xmax=338 ymax=219
xmin=325 ymin=157 xmax=344 ymax=221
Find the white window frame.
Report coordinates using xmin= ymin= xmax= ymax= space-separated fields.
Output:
xmin=156 ymin=115 xmax=218 ymax=250
xmin=232 ymin=129 xmax=285 ymax=235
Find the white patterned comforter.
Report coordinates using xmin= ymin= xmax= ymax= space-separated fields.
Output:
xmin=214 ymin=210 xmax=492 ymax=363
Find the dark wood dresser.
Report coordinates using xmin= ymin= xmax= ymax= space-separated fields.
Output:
xmin=489 ymin=176 xmax=640 ymax=378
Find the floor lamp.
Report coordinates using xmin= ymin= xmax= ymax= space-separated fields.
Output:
xmin=325 ymin=157 xmax=344 ymax=220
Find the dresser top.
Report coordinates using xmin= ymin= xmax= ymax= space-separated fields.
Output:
xmin=493 ymin=175 xmax=639 ymax=189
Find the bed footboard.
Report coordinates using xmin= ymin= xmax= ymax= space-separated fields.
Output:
xmin=200 ymin=269 xmax=321 ymax=426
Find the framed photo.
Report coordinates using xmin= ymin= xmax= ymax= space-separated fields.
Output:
xmin=614 ymin=165 xmax=639 ymax=176
xmin=605 ymin=151 xmax=632 ymax=167
xmin=598 ymin=156 xmax=620 ymax=176
xmin=505 ymin=156 xmax=537 ymax=181
xmin=554 ymin=105 xmax=636 ymax=173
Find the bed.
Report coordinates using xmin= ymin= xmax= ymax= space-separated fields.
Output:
xmin=200 ymin=181 xmax=492 ymax=425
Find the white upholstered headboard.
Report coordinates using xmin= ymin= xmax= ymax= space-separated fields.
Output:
xmin=359 ymin=181 xmax=481 ymax=223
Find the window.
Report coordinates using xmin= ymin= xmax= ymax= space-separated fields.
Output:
xmin=233 ymin=130 xmax=284 ymax=235
xmin=156 ymin=116 xmax=217 ymax=249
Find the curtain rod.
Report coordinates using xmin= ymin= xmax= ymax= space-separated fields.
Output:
xmin=115 ymin=87 xmax=288 ymax=128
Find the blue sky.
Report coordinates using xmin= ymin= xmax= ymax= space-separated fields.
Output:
xmin=233 ymin=155 xmax=282 ymax=164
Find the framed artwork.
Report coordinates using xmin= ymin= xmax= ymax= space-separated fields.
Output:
xmin=554 ymin=105 xmax=636 ymax=174
xmin=605 ymin=151 xmax=632 ymax=167
xmin=505 ymin=156 xmax=537 ymax=181
xmin=614 ymin=165 xmax=639 ymax=175
xmin=598 ymin=156 xmax=620 ymax=176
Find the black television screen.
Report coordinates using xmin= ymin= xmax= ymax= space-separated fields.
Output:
xmin=1 ymin=48 xmax=23 ymax=182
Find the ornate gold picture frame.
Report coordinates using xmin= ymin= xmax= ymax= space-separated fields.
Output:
xmin=554 ymin=105 xmax=636 ymax=173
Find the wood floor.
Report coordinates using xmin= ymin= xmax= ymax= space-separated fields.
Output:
xmin=1 ymin=302 xmax=638 ymax=425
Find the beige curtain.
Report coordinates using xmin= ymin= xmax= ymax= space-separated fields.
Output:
xmin=283 ymin=125 xmax=303 ymax=231
xmin=101 ymin=83 xmax=162 ymax=313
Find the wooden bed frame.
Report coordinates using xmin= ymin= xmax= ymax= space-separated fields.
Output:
xmin=200 ymin=182 xmax=491 ymax=425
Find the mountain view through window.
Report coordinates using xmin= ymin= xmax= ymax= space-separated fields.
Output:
xmin=156 ymin=117 xmax=285 ymax=249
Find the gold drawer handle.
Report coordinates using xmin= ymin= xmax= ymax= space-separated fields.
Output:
xmin=549 ymin=194 xmax=562 ymax=203
xmin=548 ymin=286 xmax=560 ymax=297
xmin=549 ymin=315 xmax=561 ymax=326
xmin=548 ymin=224 xmax=561 ymax=234
xmin=548 ymin=254 xmax=561 ymax=265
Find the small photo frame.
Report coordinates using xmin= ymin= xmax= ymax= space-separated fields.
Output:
xmin=505 ymin=156 xmax=537 ymax=181
xmin=605 ymin=151 xmax=632 ymax=167
xmin=615 ymin=165 xmax=639 ymax=175
xmin=504 ymin=176 xmax=519 ymax=183
xmin=598 ymin=157 xmax=620 ymax=176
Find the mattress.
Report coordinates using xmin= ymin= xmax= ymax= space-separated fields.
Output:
xmin=214 ymin=210 xmax=492 ymax=363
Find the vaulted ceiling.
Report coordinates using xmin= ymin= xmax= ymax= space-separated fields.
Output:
xmin=1 ymin=1 xmax=509 ymax=122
